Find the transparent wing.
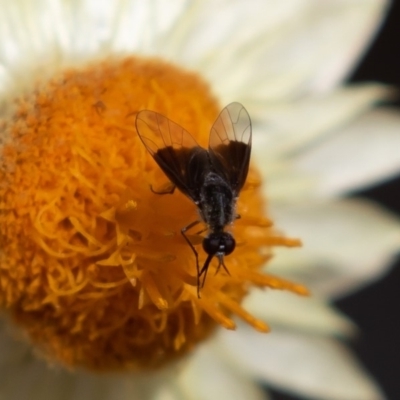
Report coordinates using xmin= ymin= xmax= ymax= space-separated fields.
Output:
xmin=208 ymin=102 xmax=252 ymax=194
xmin=136 ymin=110 xmax=210 ymax=201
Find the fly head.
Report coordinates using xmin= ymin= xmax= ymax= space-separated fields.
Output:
xmin=202 ymin=232 xmax=235 ymax=257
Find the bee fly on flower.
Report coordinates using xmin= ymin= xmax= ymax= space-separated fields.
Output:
xmin=136 ymin=103 xmax=252 ymax=297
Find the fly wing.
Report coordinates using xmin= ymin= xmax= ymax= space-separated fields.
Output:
xmin=208 ymin=102 xmax=252 ymax=195
xmin=136 ymin=110 xmax=209 ymax=202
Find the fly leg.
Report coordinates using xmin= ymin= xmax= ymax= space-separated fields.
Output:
xmin=150 ymin=183 xmax=176 ymax=195
xmin=181 ymin=220 xmax=203 ymax=297
xmin=199 ymin=253 xmax=214 ymax=291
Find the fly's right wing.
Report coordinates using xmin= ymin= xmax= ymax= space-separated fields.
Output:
xmin=136 ymin=110 xmax=209 ymax=202
xmin=208 ymin=102 xmax=252 ymax=195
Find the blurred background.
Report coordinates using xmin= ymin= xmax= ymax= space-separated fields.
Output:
xmin=273 ymin=2 xmax=400 ymax=400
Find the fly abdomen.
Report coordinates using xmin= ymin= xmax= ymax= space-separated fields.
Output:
xmin=199 ymin=172 xmax=235 ymax=228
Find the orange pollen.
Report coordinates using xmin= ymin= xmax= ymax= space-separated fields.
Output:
xmin=0 ymin=56 xmax=306 ymax=372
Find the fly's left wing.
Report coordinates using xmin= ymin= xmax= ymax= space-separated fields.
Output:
xmin=136 ymin=110 xmax=209 ymax=202
xmin=208 ymin=102 xmax=252 ymax=195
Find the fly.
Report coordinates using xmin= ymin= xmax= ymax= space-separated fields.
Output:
xmin=135 ymin=102 xmax=252 ymax=297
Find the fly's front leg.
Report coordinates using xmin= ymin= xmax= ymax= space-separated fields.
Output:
xmin=181 ymin=220 xmax=202 ymax=297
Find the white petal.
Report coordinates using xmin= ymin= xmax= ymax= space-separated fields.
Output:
xmin=0 ymin=319 xmax=267 ymax=400
xmin=267 ymin=199 xmax=400 ymax=298
xmin=295 ymin=108 xmax=400 ymax=197
xmin=0 ymin=0 xmax=388 ymax=110
xmin=252 ymin=85 xmax=391 ymax=162
xmin=0 ymin=356 xmax=154 ymax=400
xmin=109 ymin=0 xmax=186 ymax=54
xmin=253 ymin=86 xmax=391 ymax=203
xmin=0 ymin=322 xmax=30 ymax=368
xmin=243 ymin=289 xmax=356 ymax=336
xmin=177 ymin=343 xmax=269 ymax=400
xmin=0 ymin=319 xmax=181 ymax=400
xmin=216 ymin=326 xmax=384 ymax=400
xmin=0 ymin=0 xmax=186 ymax=96
xmin=68 ymin=371 xmax=175 ymax=400
xmin=204 ymin=0 xmax=388 ymax=105
xmin=305 ymin=0 xmax=388 ymax=92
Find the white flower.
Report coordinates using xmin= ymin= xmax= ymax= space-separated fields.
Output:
xmin=0 ymin=1 xmax=399 ymax=400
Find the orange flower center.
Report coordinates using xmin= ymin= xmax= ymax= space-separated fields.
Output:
xmin=0 ymin=56 xmax=306 ymax=371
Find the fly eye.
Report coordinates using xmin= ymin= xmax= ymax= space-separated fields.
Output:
xmin=202 ymin=233 xmax=236 ymax=256
xmin=223 ymin=234 xmax=235 ymax=255
xmin=202 ymin=235 xmax=220 ymax=255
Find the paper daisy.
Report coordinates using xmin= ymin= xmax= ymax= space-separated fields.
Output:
xmin=0 ymin=1 xmax=399 ymax=400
